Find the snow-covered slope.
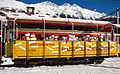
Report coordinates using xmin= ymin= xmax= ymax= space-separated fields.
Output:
xmin=0 ymin=0 xmax=27 ymax=10
xmin=0 ymin=0 xmax=106 ymax=20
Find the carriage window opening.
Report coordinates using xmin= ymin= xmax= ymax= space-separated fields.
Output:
xmin=108 ymin=37 xmax=111 ymax=41
xmin=18 ymin=34 xmax=25 ymax=40
xmin=59 ymin=35 xmax=67 ymax=40
xmin=103 ymin=37 xmax=105 ymax=41
xmin=35 ymin=34 xmax=42 ymax=40
xmin=78 ymin=36 xmax=83 ymax=41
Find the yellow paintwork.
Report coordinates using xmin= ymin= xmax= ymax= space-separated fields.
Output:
xmin=73 ymin=41 xmax=84 ymax=57
xmin=60 ymin=41 xmax=72 ymax=58
xmin=10 ymin=40 xmax=118 ymax=60
xmin=45 ymin=41 xmax=59 ymax=58
xmin=86 ymin=41 xmax=97 ymax=57
xmin=116 ymin=44 xmax=119 ymax=57
xmin=13 ymin=40 xmax=26 ymax=60
xmin=109 ymin=41 xmax=117 ymax=56
xmin=5 ymin=42 xmax=13 ymax=56
xmin=5 ymin=42 xmax=7 ymax=56
xmin=27 ymin=41 xmax=43 ymax=59
xmin=98 ymin=41 xmax=109 ymax=56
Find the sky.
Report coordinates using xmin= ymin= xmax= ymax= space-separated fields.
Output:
xmin=16 ymin=0 xmax=120 ymax=15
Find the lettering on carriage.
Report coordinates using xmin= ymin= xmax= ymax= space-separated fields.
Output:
xmin=61 ymin=47 xmax=84 ymax=52
xmin=29 ymin=43 xmax=37 ymax=46
xmin=29 ymin=43 xmax=55 ymax=46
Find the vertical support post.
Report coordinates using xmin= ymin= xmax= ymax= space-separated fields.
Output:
xmin=43 ymin=41 xmax=45 ymax=59
xmin=43 ymin=19 xmax=46 ymax=59
xmin=26 ymin=40 xmax=29 ymax=66
xmin=13 ymin=18 xmax=16 ymax=41
xmin=111 ymin=28 xmax=114 ymax=41
xmin=96 ymin=41 xmax=99 ymax=57
xmin=26 ymin=41 xmax=29 ymax=60
xmin=72 ymin=41 xmax=74 ymax=58
xmin=72 ymin=22 xmax=74 ymax=33
xmin=2 ymin=21 xmax=5 ymax=56
xmin=0 ymin=21 xmax=2 ymax=57
xmin=117 ymin=28 xmax=119 ymax=43
xmin=108 ymin=41 xmax=110 ymax=57
xmin=43 ymin=19 xmax=45 ymax=41
xmin=15 ymin=23 xmax=18 ymax=40
xmin=116 ymin=8 xmax=119 ymax=54
xmin=105 ymin=32 xmax=107 ymax=41
xmin=116 ymin=27 xmax=119 ymax=54
xmin=94 ymin=9 xmax=96 ymax=20
xmin=84 ymin=41 xmax=86 ymax=58
xmin=95 ymin=23 xmax=99 ymax=39
xmin=59 ymin=41 xmax=61 ymax=59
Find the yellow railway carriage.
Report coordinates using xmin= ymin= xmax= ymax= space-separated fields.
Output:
xmin=11 ymin=40 xmax=118 ymax=59
xmin=1 ymin=16 xmax=120 ymax=66
xmin=5 ymin=40 xmax=118 ymax=66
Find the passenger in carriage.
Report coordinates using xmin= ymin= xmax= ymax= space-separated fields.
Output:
xmin=98 ymin=34 xmax=103 ymax=41
xmin=21 ymin=36 xmax=25 ymax=40
xmin=93 ymin=37 xmax=97 ymax=41
xmin=49 ymin=35 xmax=54 ymax=40
xmin=24 ymin=33 xmax=31 ymax=40
xmin=62 ymin=36 xmax=67 ymax=41
xmin=73 ymin=35 xmax=79 ymax=41
xmin=68 ymin=34 xmax=72 ymax=41
xmin=45 ymin=36 xmax=49 ymax=40
xmin=49 ymin=36 xmax=52 ymax=40
xmin=90 ymin=37 xmax=94 ymax=41
xmin=84 ymin=35 xmax=91 ymax=41
xmin=30 ymin=34 xmax=37 ymax=40
xmin=76 ymin=37 xmax=79 ymax=41
xmin=90 ymin=36 xmax=97 ymax=41
xmin=54 ymin=36 xmax=58 ymax=41
xmin=67 ymin=34 xmax=78 ymax=41
xmin=73 ymin=35 xmax=76 ymax=41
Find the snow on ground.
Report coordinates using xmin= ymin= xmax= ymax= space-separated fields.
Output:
xmin=0 ymin=57 xmax=120 ymax=74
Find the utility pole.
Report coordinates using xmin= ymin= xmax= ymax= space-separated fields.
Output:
xmin=116 ymin=8 xmax=119 ymax=24
xmin=94 ymin=9 xmax=96 ymax=20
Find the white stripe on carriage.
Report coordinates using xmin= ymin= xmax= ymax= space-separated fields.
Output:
xmin=15 ymin=42 xmax=22 ymax=46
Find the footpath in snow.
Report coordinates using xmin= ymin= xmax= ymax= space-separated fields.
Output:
xmin=0 ymin=57 xmax=120 ymax=74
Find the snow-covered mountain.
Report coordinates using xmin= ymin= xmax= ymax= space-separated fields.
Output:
xmin=0 ymin=0 xmax=106 ymax=20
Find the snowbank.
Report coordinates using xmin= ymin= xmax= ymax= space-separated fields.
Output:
xmin=0 ymin=57 xmax=120 ymax=74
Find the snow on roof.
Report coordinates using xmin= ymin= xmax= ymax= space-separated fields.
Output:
xmin=112 ymin=24 xmax=120 ymax=28
xmin=6 ymin=12 xmax=112 ymax=25
xmin=1 ymin=9 xmax=111 ymax=27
